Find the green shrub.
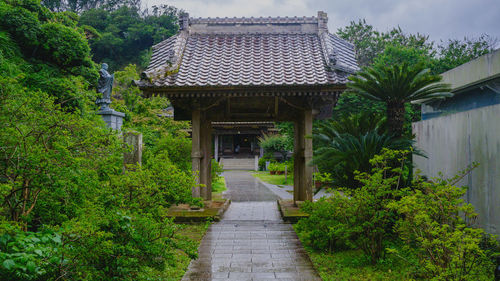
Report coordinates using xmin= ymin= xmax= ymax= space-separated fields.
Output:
xmin=258 ymin=156 xmax=275 ymax=171
xmin=211 ymin=159 xmax=223 ymax=183
xmin=0 ymin=5 xmax=41 ymax=51
xmin=258 ymin=134 xmax=291 ymax=161
xmin=268 ymin=162 xmax=281 ymax=172
xmin=111 ymin=151 xmax=194 ymax=212
xmin=388 ymin=169 xmax=498 ymax=280
xmin=312 ymin=128 xmax=415 ymax=189
xmin=314 ymin=172 xmax=332 ymax=184
xmin=0 ymin=229 xmax=61 ymax=280
xmin=295 ymin=195 xmax=352 ymax=252
xmin=40 ymin=22 xmax=91 ymax=67
xmin=298 ymin=150 xmax=411 ymax=263
xmin=190 ymin=197 xmax=204 ymax=209
xmin=55 ymin=211 xmax=199 ymax=280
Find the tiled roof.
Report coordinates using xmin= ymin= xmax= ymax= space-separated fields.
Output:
xmin=138 ymin=12 xmax=358 ymax=90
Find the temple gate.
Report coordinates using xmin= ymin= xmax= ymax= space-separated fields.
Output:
xmin=137 ymin=11 xmax=358 ymax=203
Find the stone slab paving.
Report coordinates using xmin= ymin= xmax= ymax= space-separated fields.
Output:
xmin=223 ymin=202 xmax=281 ymax=221
xmin=223 ymin=171 xmax=280 ymax=202
xmin=182 ymin=171 xmax=321 ymax=281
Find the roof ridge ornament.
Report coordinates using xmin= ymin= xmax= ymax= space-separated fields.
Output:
xmin=317 ymin=11 xmax=328 ymax=34
xmin=179 ymin=12 xmax=189 ymax=30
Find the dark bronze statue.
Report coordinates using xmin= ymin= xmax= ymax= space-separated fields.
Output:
xmin=96 ymin=63 xmax=114 ymax=110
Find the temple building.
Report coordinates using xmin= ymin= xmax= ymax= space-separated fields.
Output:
xmin=136 ymin=11 xmax=358 ymax=202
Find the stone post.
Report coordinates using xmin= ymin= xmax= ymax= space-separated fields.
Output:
xmin=123 ymin=131 xmax=142 ymax=168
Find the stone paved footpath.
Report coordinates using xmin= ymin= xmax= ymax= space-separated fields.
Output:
xmin=182 ymin=171 xmax=321 ymax=281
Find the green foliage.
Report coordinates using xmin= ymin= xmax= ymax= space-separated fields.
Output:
xmin=302 ymin=246 xmax=414 ymax=281
xmin=0 ymin=3 xmax=200 ymax=279
xmin=298 ymin=150 xmax=498 ymax=278
xmin=0 ymin=5 xmax=41 ymax=52
xmin=342 ymin=150 xmax=410 ymax=263
xmin=0 ymin=0 xmax=99 ymax=110
xmin=434 ymin=35 xmax=496 ymax=74
xmin=0 ymin=75 xmax=121 ymax=227
xmin=258 ymin=134 xmax=291 ymax=161
xmin=312 ymin=118 xmax=413 ymax=188
xmin=39 ymin=22 xmax=90 ymax=67
xmin=314 ymin=172 xmax=332 ymax=184
xmin=258 ymin=156 xmax=274 ymax=171
xmin=267 ymin=162 xmax=282 ymax=172
xmin=331 ymin=92 xmax=385 ymax=120
xmin=0 ymin=230 xmax=61 ymax=280
xmin=190 ymin=197 xmax=204 ymax=209
xmin=388 ymin=168 xmax=497 ymax=280
xmin=348 ymin=63 xmax=452 ymax=137
xmin=211 ymin=159 xmax=223 ymax=184
xmin=79 ymin=5 xmax=179 ymax=70
xmin=52 ymin=211 xmax=200 ymax=280
xmin=41 ymin=0 xmax=136 ymax=13
xmin=299 ymin=150 xmax=411 ymax=264
xmin=336 ymin=20 xmax=494 ymax=131
xmin=267 ymin=161 xmax=292 ymax=173
xmin=373 ymin=44 xmax=434 ymax=70
xmin=111 ymin=154 xmax=194 ymax=211
xmin=296 ymin=194 xmax=352 ymax=252
xmin=337 ymin=19 xmax=434 ymax=67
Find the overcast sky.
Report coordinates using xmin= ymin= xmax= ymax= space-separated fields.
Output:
xmin=146 ymin=0 xmax=500 ymax=44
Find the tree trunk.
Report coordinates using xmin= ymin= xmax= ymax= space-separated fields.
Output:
xmin=386 ymin=101 xmax=406 ymax=137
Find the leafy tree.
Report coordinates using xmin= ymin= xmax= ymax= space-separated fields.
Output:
xmin=434 ymin=34 xmax=497 ymax=74
xmin=337 ymin=19 xmax=434 ymax=67
xmin=258 ymin=134 xmax=292 ymax=161
xmin=0 ymin=1 xmax=200 ymax=279
xmin=41 ymin=0 xmax=139 ymax=13
xmin=79 ymin=4 xmax=179 ymax=69
xmin=347 ymin=63 xmax=452 ymax=137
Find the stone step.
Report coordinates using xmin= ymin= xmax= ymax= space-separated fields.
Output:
xmin=220 ymin=158 xmax=255 ymax=170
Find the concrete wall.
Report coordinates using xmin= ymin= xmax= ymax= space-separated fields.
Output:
xmin=413 ymin=103 xmax=500 ymax=238
xmin=441 ymin=48 xmax=500 ymax=92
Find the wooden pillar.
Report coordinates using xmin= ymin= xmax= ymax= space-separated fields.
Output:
xmin=214 ymin=134 xmax=219 ymax=162
xmin=200 ymin=118 xmax=212 ymax=200
xmin=293 ymin=110 xmax=313 ymax=203
xmin=293 ymin=118 xmax=304 ymax=202
xmin=303 ymin=109 xmax=313 ymax=201
xmin=191 ymin=108 xmax=201 ymax=198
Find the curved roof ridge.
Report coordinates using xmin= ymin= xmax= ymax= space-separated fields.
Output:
xmin=190 ymin=16 xmax=317 ymax=25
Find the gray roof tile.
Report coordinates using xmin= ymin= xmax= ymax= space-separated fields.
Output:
xmin=139 ymin=13 xmax=358 ymax=89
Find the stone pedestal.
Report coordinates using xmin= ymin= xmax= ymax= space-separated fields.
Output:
xmin=98 ymin=108 xmax=125 ymax=131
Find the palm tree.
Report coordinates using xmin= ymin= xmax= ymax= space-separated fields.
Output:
xmin=312 ymin=128 xmax=414 ymax=188
xmin=347 ymin=63 xmax=452 ymax=137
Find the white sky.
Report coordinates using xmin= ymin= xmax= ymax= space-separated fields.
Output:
xmin=145 ymin=0 xmax=500 ymax=44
